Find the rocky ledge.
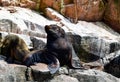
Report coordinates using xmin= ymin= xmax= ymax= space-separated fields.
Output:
xmin=0 ymin=58 xmax=119 ymax=82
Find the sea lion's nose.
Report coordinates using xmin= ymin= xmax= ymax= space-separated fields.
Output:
xmin=45 ymin=25 xmax=51 ymax=32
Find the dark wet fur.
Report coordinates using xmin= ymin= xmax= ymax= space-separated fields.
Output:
xmin=104 ymin=55 xmax=120 ymax=78
xmin=23 ymin=50 xmax=58 ymax=67
xmin=45 ymin=24 xmax=81 ymax=68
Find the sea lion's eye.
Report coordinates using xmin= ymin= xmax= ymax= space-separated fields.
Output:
xmin=56 ymin=28 xmax=59 ymax=31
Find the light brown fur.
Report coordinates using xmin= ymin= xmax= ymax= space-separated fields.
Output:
xmin=0 ymin=34 xmax=30 ymax=63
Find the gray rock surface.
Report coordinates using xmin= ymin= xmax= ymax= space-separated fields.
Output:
xmin=0 ymin=59 xmax=119 ymax=82
xmin=0 ymin=59 xmax=27 ymax=82
xmin=68 ymin=69 xmax=120 ymax=82
xmin=49 ymin=74 xmax=79 ymax=82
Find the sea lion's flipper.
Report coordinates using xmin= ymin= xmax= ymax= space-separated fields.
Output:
xmin=71 ymin=45 xmax=83 ymax=69
xmin=48 ymin=58 xmax=60 ymax=74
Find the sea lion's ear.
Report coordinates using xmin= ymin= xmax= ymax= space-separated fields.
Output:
xmin=45 ymin=25 xmax=50 ymax=33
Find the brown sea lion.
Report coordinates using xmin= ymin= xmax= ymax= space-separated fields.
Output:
xmin=0 ymin=34 xmax=30 ymax=63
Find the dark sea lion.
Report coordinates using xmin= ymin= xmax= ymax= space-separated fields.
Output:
xmin=104 ymin=55 xmax=120 ymax=77
xmin=45 ymin=24 xmax=82 ymax=68
xmin=23 ymin=49 xmax=60 ymax=74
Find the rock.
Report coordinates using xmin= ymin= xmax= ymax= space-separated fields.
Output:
xmin=40 ymin=0 xmax=105 ymax=22
xmin=30 ymin=36 xmax=46 ymax=50
xmin=67 ymin=28 xmax=120 ymax=62
xmin=31 ymin=63 xmax=50 ymax=73
xmin=64 ymin=0 xmax=106 ymax=22
xmin=104 ymin=0 xmax=120 ymax=33
xmin=49 ymin=68 xmax=120 ymax=82
xmin=8 ymin=64 xmax=27 ymax=82
xmin=69 ymin=69 xmax=120 ymax=82
xmin=0 ymin=19 xmax=22 ymax=33
xmin=0 ymin=60 xmax=10 ymax=82
xmin=49 ymin=74 xmax=79 ymax=82
xmin=57 ymin=67 xmax=69 ymax=75
xmin=30 ymin=63 xmax=52 ymax=81
xmin=0 ymin=60 xmax=119 ymax=82
xmin=0 ymin=7 xmax=51 ymax=38
xmin=0 ymin=60 xmax=27 ymax=82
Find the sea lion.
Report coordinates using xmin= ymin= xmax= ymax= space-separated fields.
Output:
xmin=104 ymin=55 xmax=120 ymax=77
xmin=45 ymin=24 xmax=82 ymax=68
xmin=0 ymin=34 xmax=30 ymax=63
xmin=25 ymin=24 xmax=82 ymax=69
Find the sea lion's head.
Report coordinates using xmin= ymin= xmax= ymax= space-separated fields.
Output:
xmin=45 ymin=24 xmax=65 ymax=39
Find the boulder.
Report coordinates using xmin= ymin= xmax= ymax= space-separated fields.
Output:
xmin=65 ymin=21 xmax=120 ymax=62
xmin=0 ymin=7 xmax=48 ymax=38
xmin=8 ymin=64 xmax=27 ymax=82
xmin=104 ymin=0 xmax=120 ymax=33
xmin=40 ymin=0 xmax=105 ymax=22
xmin=30 ymin=63 xmax=52 ymax=81
xmin=63 ymin=0 xmax=106 ymax=22
xmin=0 ymin=59 xmax=27 ymax=82
xmin=49 ymin=74 xmax=79 ymax=82
xmin=68 ymin=69 xmax=120 ymax=82
xmin=0 ymin=19 xmax=22 ymax=34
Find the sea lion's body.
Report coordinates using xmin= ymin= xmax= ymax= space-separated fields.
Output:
xmin=45 ymin=25 xmax=81 ymax=68
xmin=0 ymin=34 xmax=30 ymax=63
